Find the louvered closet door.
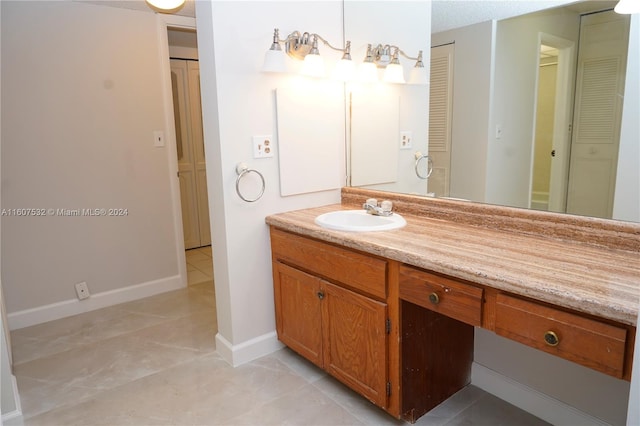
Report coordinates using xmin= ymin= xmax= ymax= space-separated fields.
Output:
xmin=428 ymin=44 xmax=454 ymax=197
xmin=566 ymin=11 xmax=629 ymax=219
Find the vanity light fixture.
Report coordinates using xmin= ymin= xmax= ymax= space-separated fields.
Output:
xmin=262 ymin=28 xmax=354 ymax=79
xmin=358 ymin=44 xmax=379 ymax=83
xmin=145 ymin=0 xmax=186 ymax=13
xmin=300 ymin=35 xmax=325 ymax=77
xmin=383 ymin=48 xmax=406 ymax=84
xmin=262 ymin=28 xmax=427 ymax=85
xmin=365 ymin=44 xmax=428 ymax=85
xmin=614 ymin=0 xmax=640 ymax=14
xmin=263 ymin=29 xmax=287 ymax=73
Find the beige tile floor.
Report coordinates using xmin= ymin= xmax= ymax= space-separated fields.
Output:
xmin=186 ymin=246 xmax=214 ymax=286
xmin=7 ymin=246 xmax=548 ymax=426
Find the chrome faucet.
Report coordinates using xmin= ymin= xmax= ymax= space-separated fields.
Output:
xmin=362 ymin=199 xmax=394 ymax=217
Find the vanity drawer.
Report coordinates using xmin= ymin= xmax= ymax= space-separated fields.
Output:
xmin=399 ymin=265 xmax=483 ymax=326
xmin=270 ymin=228 xmax=387 ymax=299
xmin=495 ymin=294 xmax=627 ymax=378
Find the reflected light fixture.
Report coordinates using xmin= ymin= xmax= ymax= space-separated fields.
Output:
xmin=383 ymin=48 xmax=406 ymax=84
xmin=366 ymin=44 xmax=427 ymax=85
xmin=408 ymin=51 xmax=428 ymax=85
xmin=145 ymin=0 xmax=186 ymax=13
xmin=333 ymin=41 xmax=356 ymax=81
xmin=301 ymin=35 xmax=325 ymax=77
xmin=614 ymin=0 xmax=640 ymax=14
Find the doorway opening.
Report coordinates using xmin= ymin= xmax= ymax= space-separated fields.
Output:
xmin=530 ymin=35 xmax=575 ymax=213
xmin=167 ymin=28 xmax=213 ymax=287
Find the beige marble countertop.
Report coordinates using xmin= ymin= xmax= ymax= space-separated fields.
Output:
xmin=266 ymin=202 xmax=640 ymax=326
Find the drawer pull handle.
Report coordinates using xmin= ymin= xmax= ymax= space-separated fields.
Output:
xmin=544 ymin=331 xmax=559 ymax=346
xmin=429 ymin=292 xmax=440 ymax=305
xmin=317 ymin=291 xmax=325 ymax=300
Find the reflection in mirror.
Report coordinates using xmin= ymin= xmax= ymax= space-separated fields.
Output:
xmin=349 ymin=0 xmax=638 ymax=223
xmin=343 ymin=1 xmax=430 ymax=196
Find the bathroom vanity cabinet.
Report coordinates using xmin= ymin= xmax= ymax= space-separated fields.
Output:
xmin=271 ymin=228 xmax=392 ymax=409
xmin=267 ymin=188 xmax=639 ymax=423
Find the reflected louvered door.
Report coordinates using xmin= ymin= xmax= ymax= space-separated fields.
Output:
xmin=428 ymin=44 xmax=454 ymax=197
xmin=566 ymin=11 xmax=629 ymax=219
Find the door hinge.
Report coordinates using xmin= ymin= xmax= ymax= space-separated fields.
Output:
xmin=386 ymin=381 xmax=391 ymax=397
xmin=386 ymin=318 xmax=391 ymax=334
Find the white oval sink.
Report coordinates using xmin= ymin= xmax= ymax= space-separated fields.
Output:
xmin=315 ymin=210 xmax=406 ymax=232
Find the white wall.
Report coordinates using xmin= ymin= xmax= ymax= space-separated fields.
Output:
xmin=431 ymin=20 xmax=494 ymax=202
xmin=195 ymin=1 xmax=345 ymax=365
xmin=486 ymin=7 xmax=580 ymax=208
xmin=1 ymin=1 xmax=21 ymax=418
xmin=1 ymin=1 xmax=183 ymax=328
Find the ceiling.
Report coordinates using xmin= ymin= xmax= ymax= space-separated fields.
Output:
xmin=83 ymin=0 xmax=619 ymax=43
xmin=80 ymin=0 xmax=195 ymax=17
xmin=431 ymin=0 xmax=618 ymax=33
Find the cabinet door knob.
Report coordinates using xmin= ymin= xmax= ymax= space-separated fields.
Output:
xmin=429 ymin=292 xmax=439 ymax=305
xmin=317 ymin=291 xmax=324 ymax=300
xmin=544 ymin=330 xmax=559 ymax=346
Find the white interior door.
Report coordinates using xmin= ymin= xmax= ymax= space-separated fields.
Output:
xmin=428 ymin=43 xmax=454 ymax=197
xmin=187 ymin=62 xmax=211 ymax=247
xmin=171 ymin=59 xmax=211 ymax=249
xmin=566 ymin=11 xmax=629 ymax=219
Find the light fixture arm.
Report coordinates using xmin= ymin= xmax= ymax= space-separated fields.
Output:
xmin=270 ymin=28 xmax=351 ymax=60
xmin=393 ymin=47 xmax=422 ymax=63
xmin=312 ymin=34 xmax=349 ymax=54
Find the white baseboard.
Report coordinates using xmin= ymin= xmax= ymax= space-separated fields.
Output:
xmin=471 ymin=362 xmax=609 ymax=426
xmin=216 ymin=331 xmax=284 ymax=367
xmin=1 ymin=371 xmax=22 ymax=423
xmin=7 ymin=275 xmax=185 ymax=330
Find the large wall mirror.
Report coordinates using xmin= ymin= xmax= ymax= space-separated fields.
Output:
xmin=346 ymin=0 xmax=638 ymax=223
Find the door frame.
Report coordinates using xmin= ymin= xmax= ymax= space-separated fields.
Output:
xmin=156 ymin=14 xmax=197 ymax=287
xmin=529 ymin=33 xmax=576 ymax=213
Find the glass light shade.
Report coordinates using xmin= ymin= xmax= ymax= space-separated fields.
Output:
xmin=145 ymin=0 xmax=185 ymax=12
xmin=301 ymin=53 xmax=325 ymax=77
xmin=408 ymin=66 xmax=428 ymax=85
xmin=383 ymin=63 xmax=405 ymax=84
xmin=614 ymin=0 xmax=640 ymax=13
xmin=359 ymin=62 xmax=378 ymax=83
xmin=333 ymin=58 xmax=356 ymax=81
xmin=262 ymin=49 xmax=287 ymax=73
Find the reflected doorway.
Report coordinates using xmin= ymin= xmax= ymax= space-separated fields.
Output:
xmin=530 ymin=35 xmax=575 ymax=213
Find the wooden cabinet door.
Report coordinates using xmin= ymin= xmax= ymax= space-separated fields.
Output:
xmin=273 ymin=262 xmax=323 ymax=368
xmin=322 ymin=281 xmax=388 ymax=408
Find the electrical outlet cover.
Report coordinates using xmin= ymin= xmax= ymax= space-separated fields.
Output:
xmin=75 ymin=282 xmax=90 ymax=300
xmin=253 ymin=135 xmax=274 ymax=158
xmin=400 ymin=131 xmax=413 ymax=150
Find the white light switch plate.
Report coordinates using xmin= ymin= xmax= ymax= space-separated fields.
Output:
xmin=153 ymin=130 xmax=165 ymax=147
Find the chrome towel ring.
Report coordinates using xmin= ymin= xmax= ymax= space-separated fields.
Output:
xmin=414 ymin=152 xmax=433 ymax=180
xmin=235 ymin=162 xmax=265 ymax=203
